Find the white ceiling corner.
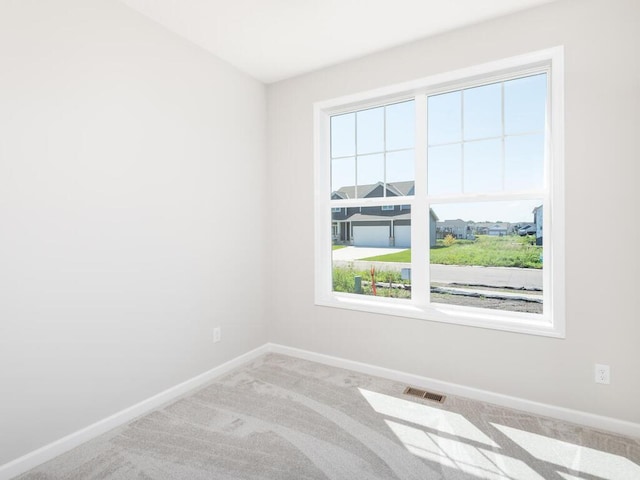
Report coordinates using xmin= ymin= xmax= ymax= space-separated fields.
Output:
xmin=118 ymin=0 xmax=558 ymax=83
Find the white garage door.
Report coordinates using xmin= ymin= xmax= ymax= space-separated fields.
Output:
xmin=394 ymin=225 xmax=411 ymax=248
xmin=353 ymin=225 xmax=389 ymax=247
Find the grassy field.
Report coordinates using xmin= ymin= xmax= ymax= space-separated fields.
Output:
xmin=332 ymin=245 xmax=346 ymax=250
xmin=361 ymin=235 xmax=542 ymax=269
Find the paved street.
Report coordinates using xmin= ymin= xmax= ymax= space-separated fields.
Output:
xmin=332 ymin=246 xmax=542 ymax=289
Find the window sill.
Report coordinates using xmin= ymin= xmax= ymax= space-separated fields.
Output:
xmin=315 ymin=293 xmax=564 ymax=338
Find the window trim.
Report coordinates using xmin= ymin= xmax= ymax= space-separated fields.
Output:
xmin=314 ymin=47 xmax=565 ymax=338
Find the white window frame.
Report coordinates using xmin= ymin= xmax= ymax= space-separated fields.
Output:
xmin=314 ymin=47 xmax=565 ymax=338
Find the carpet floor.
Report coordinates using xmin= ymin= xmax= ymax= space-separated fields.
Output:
xmin=17 ymin=353 xmax=640 ymax=479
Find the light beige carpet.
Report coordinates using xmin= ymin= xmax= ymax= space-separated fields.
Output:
xmin=17 ymin=353 xmax=640 ymax=479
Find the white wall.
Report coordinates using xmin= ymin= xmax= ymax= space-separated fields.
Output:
xmin=1 ymin=0 xmax=638 ymax=471
xmin=267 ymin=0 xmax=639 ymax=424
xmin=0 ymin=0 xmax=267 ymax=465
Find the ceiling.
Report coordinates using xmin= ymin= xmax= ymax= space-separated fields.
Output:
xmin=119 ymin=0 xmax=557 ymax=84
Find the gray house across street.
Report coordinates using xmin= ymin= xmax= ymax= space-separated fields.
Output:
xmin=331 ymin=181 xmax=438 ymax=248
xmin=436 ymin=219 xmax=470 ymax=239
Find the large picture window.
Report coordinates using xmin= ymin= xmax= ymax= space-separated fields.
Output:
xmin=314 ymin=48 xmax=564 ymax=337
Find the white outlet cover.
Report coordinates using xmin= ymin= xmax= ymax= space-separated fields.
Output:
xmin=595 ymin=364 xmax=610 ymax=384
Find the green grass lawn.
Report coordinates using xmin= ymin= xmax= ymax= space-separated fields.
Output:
xmin=361 ymin=235 xmax=542 ymax=268
xmin=362 ymin=249 xmax=411 ymax=262
xmin=332 ymin=245 xmax=347 ymax=250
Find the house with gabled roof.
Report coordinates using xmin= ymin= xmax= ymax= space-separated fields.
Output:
xmin=488 ymin=223 xmax=509 ymax=236
xmin=473 ymin=221 xmax=513 ymax=236
xmin=436 ymin=219 xmax=470 ymax=239
xmin=332 ymin=180 xmax=415 ymax=200
xmin=331 ymin=181 xmax=437 ymax=248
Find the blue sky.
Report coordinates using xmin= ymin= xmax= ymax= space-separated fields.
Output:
xmin=330 ymin=73 xmax=547 ymax=223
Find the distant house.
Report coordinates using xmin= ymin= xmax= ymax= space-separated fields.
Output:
xmin=436 ymin=219 xmax=470 ymax=240
xmin=533 ymin=205 xmax=543 ymax=245
xmin=488 ymin=223 xmax=509 ymax=236
xmin=470 ymin=221 xmax=511 ymax=236
xmin=473 ymin=224 xmax=489 ymax=235
xmin=331 ymin=181 xmax=438 ymax=248
xmin=511 ymin=222 xmax=531 ymax=235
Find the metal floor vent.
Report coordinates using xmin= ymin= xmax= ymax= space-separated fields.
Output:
xmin=403 ymin=386 xmax=446 ymax=403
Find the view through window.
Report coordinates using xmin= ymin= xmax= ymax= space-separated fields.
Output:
xmin=318 ymin=49 xmax=563 ymax=335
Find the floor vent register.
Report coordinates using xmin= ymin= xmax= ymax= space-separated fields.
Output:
xmin=403 ymin=386 xmax=446 ymax=403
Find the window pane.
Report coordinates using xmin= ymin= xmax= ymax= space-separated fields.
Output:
xmin=430 ymin=200 xmax=543 ymax=314
xmin=463 ymin=82 xmax=502 ymax=140
xmin=505 ymin=134 xmax=544 ymax=191
xmin=463 ymin=139 xmax=502 ymax=193
xmin=357 ymin=107 xmax=384 ymax=155
xmin=428 ymin=91 xmax=461 ymax=145
xmin=331 ymin=156 xmax=355 ymax=196
xmin=386 ymin=149 xmax=414 ymax=188
xmin=332 ymin=205 xmax=411 ymax=299
xmin=505 ymin=73 xmax=547 ymax=135
xmin=428 ymin=144 xmax=462 ymax=195
xmin=331 ymin=112 xmax=355 ymax=158
xmin=386 ymin=100 xmax=415 ymax=151
xmin=357 ymin=154 xmax=384 ymax=196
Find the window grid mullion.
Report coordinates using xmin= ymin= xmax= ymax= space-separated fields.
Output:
xmin=354 ymin=113 xmax=359 ymax=199
xmin=501 ymin=81 xmax=506 ymax=190
xmin=412 ymin=94 xmax=428 ymax=307
xmin=383 ymin=105 xmax=387 ymax=198
xmin=332 ymin=146 xmax=414 ymax=161
xmin=460 ymin=89 xmax=465 ymax=193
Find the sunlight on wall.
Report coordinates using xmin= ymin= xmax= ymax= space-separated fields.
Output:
xmin=492 ymin=424 xmax=640 ymax=480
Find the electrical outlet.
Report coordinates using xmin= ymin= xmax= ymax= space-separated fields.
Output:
xmin=595 ymin=364 xmax=610 ymax=384
xmin=213 ymin=327 xmax=221 ymax=344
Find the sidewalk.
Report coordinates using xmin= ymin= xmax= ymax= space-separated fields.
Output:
xmin=332 ymin=246 xmax=405 ymax=261
xmin=332 ymin=246 xmax=542 ymax=290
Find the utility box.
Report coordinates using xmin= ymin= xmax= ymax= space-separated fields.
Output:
xmin=354 ymin=275 xmax=362 ymax=294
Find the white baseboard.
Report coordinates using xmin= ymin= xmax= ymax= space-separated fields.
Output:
xmin=4 ymin=342 xmax=639 ymax=480
xmin=0 ymin=344 xmax=269 ymax=480
xmin=267 ymin=343 xmax=640 ymax=440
